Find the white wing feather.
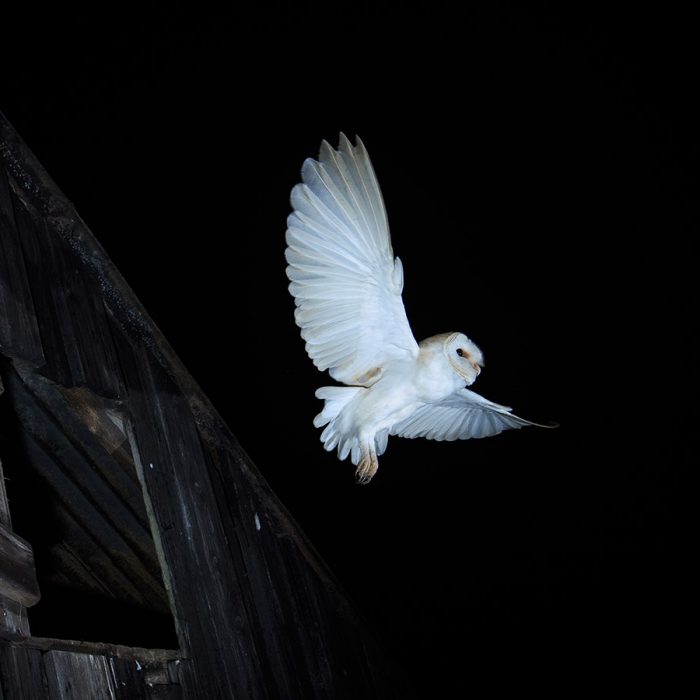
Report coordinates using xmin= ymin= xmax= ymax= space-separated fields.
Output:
xmin=286 ymin=134 xmax=419 ymax=385
xmin=391 ymin=388 xmax=548 ymax=441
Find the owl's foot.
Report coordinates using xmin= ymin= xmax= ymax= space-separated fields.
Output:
xmin=355 ymin=444 xmax=378 ymax=485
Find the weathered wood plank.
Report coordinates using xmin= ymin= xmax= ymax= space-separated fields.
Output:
xmin=0 ymin=150 xmax=13 ymax=222
xmin=12 ymin=203 xmax=125 ymax=398
xmin=1 ymin=125 xmax=122 ymax=394
xmin=204 ymin=435 xmax=415 ymax=699
xmin=7 ymin=203 xmax=74 ymax=386
xmin=117 ymin=339 xmax=270 ymax=699
xmin=0 ymin=643 xmax=46 ymax=699
xmin=200 ymin=443 xmax=314 ymax=699
xmin=0 ymin=634 xmax=181 ymax=664
xmin=106 ymin=656 xmax=150 ymax=700
xmin=0 ymin=523 xmax=40 ymax=607
xmin=0 ymin=640 xmax=184 ymax=700
xmin=0 ymin=403 xmax=10 ymax=526
xmin=0 ymin=175 xmax=44 ymax=366
xmin=202 ymin=439 xmax=407 ymax=699
xmin=1 ymin=115 xmax=164 ymax=395
xmin=111 ymin=656 xmax=183 ymax=699
xmin=0 ymin=464 xmax=9 ymax=530
xmin=0 ymin=594 xmax=30 ymax=636
xmin=125 ymin=340 xmax=409 ymax=699
xmin=43 ymin=650 xmax=182 ymax=700
xmin=44 ymin=650 xmax=118 ymax=699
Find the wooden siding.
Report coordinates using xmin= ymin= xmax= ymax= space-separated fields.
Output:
xmin=1 ymin=639 xmax=182 ymax=699
xmin=0 ymin=112 xmax=414 ymax=698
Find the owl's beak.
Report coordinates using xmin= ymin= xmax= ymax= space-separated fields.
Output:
xmin=471 ymin=362 xmax=481 ymax=375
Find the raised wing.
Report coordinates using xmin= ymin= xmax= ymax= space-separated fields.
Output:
xmin=286 ymin=134 xmax=419 ymax=386
xmin=391 ymin=388 xmax=551 ymax=441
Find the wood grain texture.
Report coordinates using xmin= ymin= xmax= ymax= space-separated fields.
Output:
xmin=0 ymin=110 xmax=414 ymax=698
xmin=0 ymin=164 xmax=44 ymax=367
xmin=0 ymin=639 xmax=183 ymax=699
xmin=44 ymin=651 xmax=118 ymax=700
xmin=0 ymin=643 xmax=46 ymax=698
xmin=0 ymin=595 xmax=30 ymax=636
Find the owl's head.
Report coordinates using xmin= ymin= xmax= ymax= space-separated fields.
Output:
xmin=443 ymin=332 xmax=484 ymax=386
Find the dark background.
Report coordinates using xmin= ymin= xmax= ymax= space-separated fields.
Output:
xmin=2 ymin=3 xmax=696 ymax=694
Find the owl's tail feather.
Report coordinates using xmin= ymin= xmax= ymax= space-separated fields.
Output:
xmin=314 ymin=386 xmax=382 ymax=484
xmin=313 ymin=386 xmax=361 ymax=428
xmin=314 ymin=385 xmax=363 ymax=458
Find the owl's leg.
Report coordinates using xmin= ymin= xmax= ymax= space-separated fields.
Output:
xmin=355 ymin=442 xmax=379 ymax=485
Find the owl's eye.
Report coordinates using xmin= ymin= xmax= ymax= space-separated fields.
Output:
xmin=456 ymin=348 xmax=464 ymax=357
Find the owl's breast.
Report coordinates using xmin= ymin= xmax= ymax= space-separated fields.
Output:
xmin=413 ymin=348 xmax=465 ymax=403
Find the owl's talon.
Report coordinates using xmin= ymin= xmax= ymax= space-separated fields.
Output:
xmin=355 ymin=445 xmax=378 ymax=484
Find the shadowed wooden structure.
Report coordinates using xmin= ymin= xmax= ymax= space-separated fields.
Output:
xmin=0 ymin=112 xmax=413 ymax=699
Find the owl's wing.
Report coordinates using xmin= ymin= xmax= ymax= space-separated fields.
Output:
xmin=391 ymin=388 xmax=552 ymax=441
xmin=286 ymin=134 xmax=419 ymax=386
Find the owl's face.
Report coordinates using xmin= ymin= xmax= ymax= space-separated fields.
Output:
xmin=444 ymin=332 xmax=484 ymax=385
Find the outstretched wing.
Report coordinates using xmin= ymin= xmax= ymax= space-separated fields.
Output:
xmin=391 ymin=388 xmax=552 ymax=441
xmin=286 ymin=134 xmax=419 ymax=386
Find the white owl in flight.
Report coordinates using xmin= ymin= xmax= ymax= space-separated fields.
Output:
xmin=285 ymin=134 xmax=553 ymax=484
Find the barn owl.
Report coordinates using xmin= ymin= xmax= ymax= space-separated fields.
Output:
xmin=285 ymin=134 xmax=553 ymax=484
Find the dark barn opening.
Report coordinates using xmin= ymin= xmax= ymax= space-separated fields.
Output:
xmin=0 ymin=357 xmax=178 ymax=649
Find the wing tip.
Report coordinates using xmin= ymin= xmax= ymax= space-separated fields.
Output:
xmin=337 ymin=132 xmax=353 ymax=151
xmin=328 ymin=132 xmax=365 ymax=157
xmin=513 ymin=415 xmax=559 ymax=429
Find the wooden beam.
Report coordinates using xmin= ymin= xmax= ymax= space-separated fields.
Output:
xmin=0 ymin=522 xmax=40 ymax=607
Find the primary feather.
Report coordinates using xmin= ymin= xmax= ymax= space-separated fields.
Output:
xmin=286 ymin=134 xmax=418 ymax=387
xmin=286 ymin=135 xmax=553 ymax=483
xmin=391 ymin=389 xmax=547 ymax=441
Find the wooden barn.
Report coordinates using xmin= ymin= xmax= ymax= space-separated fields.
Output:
xmin=0 ymin=112 xmax=413 ymax=698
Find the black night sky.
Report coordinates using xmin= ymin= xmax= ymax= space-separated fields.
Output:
xmin=2 ymin=4 xmax=696 ymax=694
